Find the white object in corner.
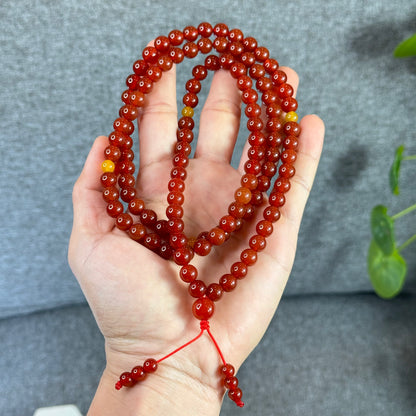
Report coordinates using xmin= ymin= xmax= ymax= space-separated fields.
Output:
xmin=33 ymin=405 xmax=83 ymax=416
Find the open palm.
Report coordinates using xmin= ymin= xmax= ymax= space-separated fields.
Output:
xmin=68 ymin=65 xmax=324 ymax=395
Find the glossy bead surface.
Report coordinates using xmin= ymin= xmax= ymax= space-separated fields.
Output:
xmin=188 ymin=280 xmax=207 ymax=298
xmin=143 ymin=358 xmax=158 ymax=373
xmin=131 ymin=366 xmax=146 ymax=382
xmin=180 ymin=264 xmax=198 ymax=283
xmin=208 ymin=227 xmax=226 ymax=245
xmin=249 ymin=234 xmax=266 ymax=251
xmin=206 ymin=283 xmax=223 ymax=301
xmin=192 ymin=297 xmax=214 ymax=320
xmin=219 ymin=274 xmax=237 ymax=292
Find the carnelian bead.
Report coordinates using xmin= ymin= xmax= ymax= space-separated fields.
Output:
xmin=103 ymin=187 xmax=119 ymax=203
xmin=188 ymin=280 xmax=207 ymax=298
xmin=237 ymin=75 xmax=252 ymax=91
xmin=224 ymin=376 xmax=239 ymax=390
xmin=107 ymin=201 xmax=123 ymax=218
xmin=249 ymin=63 xmax=265 ymax=79
xmin=243 ymin=36 xmax=257 ymax=51
xmin=133 ymin=59 xmax=148 ymax=75
xmin=157 ymin=55 xmax=173 ymax=71
xmin=249 ymin=234 xmax=267 ymax=251
xmin=264 ymin=58 xmax=279 ymax=73
xmin=250 ymin=190 xmax=263 ymax=206
xmin=143 ymin=233 xmax=162 ymax=251
xmin=197 ymin=37 xmax=213 ymax=54
xmin=245 ymin=103 xmax=261 ymax=118
xmin=262 ymin=161 xmax=277 ymax=177
xmin=169 ymin=47 xmax=184 ymax=64
xmin=241 ymin=89 xmax=258 ymax=104
xmin=266 ymin=147 xmax=280 ymax=163
xmin=126 ymin=74 xmax=140 ymax=90
xmin=279 ymin=163 xmax=296 ymax=178
xmin=121 ymin=148 xmax=134 ymax=161
xmin=159 ymin=244 xmax=173 ymax=260
xmin=140 ymin=209 xmax=157 ymax=228
xmin=271 ymin=69 xmax=287 ymax=85
xmin=269 ymin=192 xmax=286 ymax=207
xmin=284 ymin=135 xmax=299 ymax=150
xmin=243 ymin=204 xmax=254 ymax=220
xmin=229 ymin=42 xmax=244 ymax=57
xmin=244 ymin=156 xmax=260 ymax=172
xmin=176 ymin=128 xmax=194 ymax=143
xmin=198 ymin=22 xmax=213 ymax=37
xmin=143 ymin=358 xmax=158 ymax=373
xmin=120 ymin=186 xmax=136 ymax=202
xmin=178 ymin=116 xmax=195 ymax=130
xmin=208 ymin=227 xmax=226 ymax=245
xmin=240 ymin=52 xmax=256 ymax=67
xmin=219 ymin=274 xmax=237 ymax=292
xmin=192 ymin=65 xmax=208 ymax=80
xmin=220 ymin=364 xmax=235 ymax=378
xmin=263 ymin=206 xmax=281 ymax=223
xmin=277 ymin=83 xmax=294 ymax=98
xmin=142 ymin=46 xmax=158 ymax=64
xmin=283 ymin=121 xmax=301 ymax=136
xmin=228 ymin=388 xmax=243 ymax=402
xmin=167 ymin=218 xmax=184 ymax=234
xmin=235 ymin=187 xmax=252 ymax=205
xmin=128 ymin=90 xmax=145 ymax=107
xmin=119 ymin=372 xmax=134 ymax=387
xmin=206 ymin=283 xmax=223 ymax=301
xmin=229 ymin=28 xmax=244 ymax=42
xmin=173 ymin=247 xmax=193 ymax=265
xmin=166 ymin=204 xmax=184 ymax=219
xmin=154 ymin=35 xmax=170 ymax=52
xmin=146 ymin=66 xmax=162 ymax=82
xmin=214 ymin=23 xmax=229 ymax=37
xmin=183 ymin=25 xmax=198 ymax=41
xmin=266 ymin=103 xmax=283 ymax=118
xmin=205 ymin=55 xmax=221 ymax=71
xmin=192 ymin=297 xmax=214 ymax=320
xmin=247 ymin=145 xmax=265 ymax=160
xmin=128 ymin=198 xmax=145 ymax=215
xmin=183 ymin=92 xmax=198 ymax=107
xmin=180 ymin=264 xmax=198 ymax=283
xmin=101 ymin=172 xmax=117 ymax=187
xmin=231 ymin=262 xmax=248 ymax=279
xmin=116 ymin=213 xmax=133 ymax=231
xmin=170 ymin=233 xmax=187 ymax=249
xmin=173 ymin=153 xmax=189 ymax=167
xmin=155 ymin=220 xmax=169 ymax=236
xmin=183 ymin=41 xmax=199 ymax=58
xmin=129 ymin=223 xmax=146 ymax=241
xmin=167 ymin=191 xmax=184 ymax=206
xmin=281 ymin=149 xmax=297 ymax=164
xmin=254 ymin=46 xmax=269 ymax=61
xmin=256 ymin=76 xmax=272 ymax=92
xmin=168 ymin=29 xmax=184 ymax=46
xmin=131 ymin=366 xmax=146 ymax=382
xmin=230 ymin=62 xmax=246 ymax=78
xmin=228 ymin=201 xmax=246 ymax=219
xmin=257 ymin=175 xmax=270 ymax=192
xmin=119 ymin=160 xmax=135 ymax=175
xmin=193 ymin=238 xmax=212 ymax=256
xmin=175 ymin=142 xmax=192 ymax=156
xmin=219 ymin=215 xmax=237 ymax=232
xmin=274 ymin=178 xmax=291 ymax=193
xmin=261 ymin=90 xmax=278 ymax=105
xmin=282 ymin=97 xmax=298 ymax=112
xmin=138 ymin=76 xmax=153 ymax=94
xmin=248 ymin=131 xmax=265 ymax=146
xmin=219 ymin=53 xmax=234 ymax=69
xmin=213 ymin=36 xmax=229 ymax=52
xmin=266 ymin=117 xmax=283 ymax=132
xmin=104 ymin=145 xmax=121 ymax=162
xmin=168 ymin=178 xmax=185 ymax=193
xmin=185 ymin=78 xmax=201 ymax=94
xmin=241 ymin=249 xmax=257 ymax=266
xmin=113 ymin=117 xmax=134 ymax=135
xmin=101 ymin=159 xmax=115 ymax=173
xmin=119 ymin=104 xmax=138 ymax=121
xmin=247 ymin=118 xmax=263 ymax=131
xmin=256 ymin=220 xmax=273 ymax=237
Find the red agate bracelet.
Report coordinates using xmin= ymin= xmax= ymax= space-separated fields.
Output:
xmin=100 ymin=22 xmax=300 ymax=408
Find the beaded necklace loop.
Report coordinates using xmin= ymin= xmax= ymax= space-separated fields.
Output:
xmin=100 ymin=22 xmax=300 ymax=408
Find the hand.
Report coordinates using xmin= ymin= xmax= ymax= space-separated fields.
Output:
xmin=68 ymin=64 xmax=324 ymax=415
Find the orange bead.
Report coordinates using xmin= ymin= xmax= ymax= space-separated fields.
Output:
xmin=234 ymin=187 xmax=252 ymax=205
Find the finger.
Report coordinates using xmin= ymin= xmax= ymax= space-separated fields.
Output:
xmin=72 ymin=135 xmax=113 ymax=233
xmin=237 ymin=66 xmax=299 ymax=173
xmin=194 ymin=70 xmax=242 ymax=163
xmin=138 ymin=44 xmax=178 ymax=169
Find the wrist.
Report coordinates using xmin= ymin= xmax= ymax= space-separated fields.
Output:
xmin=88 ymin=346 xmax=223 ymax=416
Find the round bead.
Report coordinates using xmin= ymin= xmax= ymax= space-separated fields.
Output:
xmin=219 ymin=274 xmax=237 ymax=292
xmin=192 ymin=297 xmax=215 ymax=320
xmin=263 ymin=206 xmax=281 ymax=223
xmin=207 ymin=227 xmax=226 ymax=245
xmin=206 ymin=283 xmax=223 ymax=302
xmin=173 ymin=247 xmax=194 ymax=265
xmin=224 ymin=376 xmax=239 ymax=390
xmin=256 ymin=220 xmax=273 ymax=237
xmin=193 ymin=238 xmax=212 ymax=256
xmin=220 ymin=364 xmax=235 ymax=378
xmin=249 ymin=234 xmax=267 ymax=251
xmin=143 ymin=358 xmax=158 ymax=373
xmin=129 ymin=223 xmax=146 ymax=241
xmin=181 ymin=106 xmax=194 ymax=117
xmin=107 ymin=201 xmax=123 ymax=218
xmin=230 ymin=262 xmax=248 ymax=279
xmin=101 ymin=160 xmax=115 ymax=173
xmin=180 ymin=264 xmax=198 ymax=283
xmin=240 ymin=249 xmax=257 ymax=266
xmin=119 ymin=372 xmax=134 ymax=387
xmin=188 ymin=280 xmax=207 ymax=298
xmin=183 ymin=25 xmax=198 ymax=41
xmin=234 ymin=187 xmax=252 ymax=205
xmin=116 ymin=213 xmax=133 ymax=231
xmin=131 ymin=366 xmax=146 ymax=382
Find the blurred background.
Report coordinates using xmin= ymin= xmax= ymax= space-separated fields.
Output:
xmin=1 ymin=1 xmax=415 ymax=415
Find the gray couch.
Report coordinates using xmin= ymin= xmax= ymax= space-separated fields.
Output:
xmin=1 ymin=1 xmax=415 ymax=415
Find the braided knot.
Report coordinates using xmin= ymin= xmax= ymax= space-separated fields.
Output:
xmin=200 ymin=320 xmax=210 ymax=330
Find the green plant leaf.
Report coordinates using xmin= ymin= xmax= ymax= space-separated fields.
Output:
xmin=371 ymin=205 xmax=396 ymax=255
xmin=394 ymin=33 xmax=416 ymax=57
xmin=389 ymin=145 xmax=405 ymax=195
xmin=368 ymin=240 xmax=407 ymax=299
